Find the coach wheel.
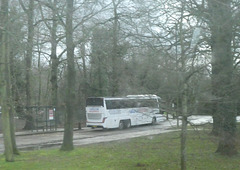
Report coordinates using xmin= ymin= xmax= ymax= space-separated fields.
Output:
xmin=152 ymin=117 xmax=157 ymax=125
xmin=124 ymin=120 xmax=131 ymax=129
xmin=119 ymin=120 xmax=124 ymax=130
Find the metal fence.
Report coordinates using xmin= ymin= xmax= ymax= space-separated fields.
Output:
xmin=24 ymin=106 xmax=57 ymax=132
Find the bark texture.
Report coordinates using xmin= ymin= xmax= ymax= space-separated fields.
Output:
xmin=207 ymin=0 xmax=237 ymax=155
xmin=61 ymin=0 xmax=75 ymax=151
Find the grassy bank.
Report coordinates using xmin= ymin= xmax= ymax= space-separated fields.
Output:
xmin=0 ymin=129 xmax=239 ymax=170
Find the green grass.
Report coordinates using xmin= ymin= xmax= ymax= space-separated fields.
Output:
xmin=0 ymin=129 xmax=240 ymax=170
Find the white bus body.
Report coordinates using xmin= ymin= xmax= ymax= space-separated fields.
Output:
xmin=86 ymin=94 xmax=165 ymax=129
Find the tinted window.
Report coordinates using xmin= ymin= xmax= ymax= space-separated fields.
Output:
xmin=86 ymin=98 xmax=104 ymax=106
xmin=140 ymin=99 xmax=158 ymax=108
xmin=105 ymin=99 xmax=158 ymax=109
xmin=106 ymin=100 xmax=121 ymax=109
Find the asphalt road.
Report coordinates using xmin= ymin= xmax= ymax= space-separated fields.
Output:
xmin=0 ymin=119 xmax=179 ymax=153
xmin=1 ymin=115 xmax=238 ymax=153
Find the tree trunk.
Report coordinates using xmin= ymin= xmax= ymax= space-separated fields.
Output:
xmin=97 ymin=56 xmax=103 ymax=96
xmin=0 ymin=0 xmax=14 ymax=161
xmin=210 ymin=102 xmax=221 ymax=136
xmin=9 ymin=106 xmax=19 ymax=155
xmin=50 ymin=0 xmax=59 ymax=130
xmin=79 ymin=31 xmax=87 ymax=123
xmin=179 ymin=1 xmax=187 ymax=169
xmin=61 ymin=0 xmax=75 ymax=151
xmin=181 ymin=118 xmax=187 ymax=170
xmin=37 ymin=42 xmax=42 ymax=106
xmin=7 ymin=51 xmax=19 ymax=155
xmin=207 ymin=0 xmax=237 ymax=155
xmin=26 ymin=0 xmax=34 ymax=108
xmin=1 ymin=106 xmax=14 ymax=162
xmin=9 ymin=50 xmax=20 ymax=155
xmin=80 ymin=30 xmax=88 ymax=98
xmin=181 ymin=84 xmax=188 ymax=170
xmin=111 ymin=0 xmax=119 ymax=96
xmin=50 ymin=0 xmax=59 ymax=108
xmin=215 ymin=101 xmax=237 ymax=155
xmin=22 ymin=0 xmax=34 ymax=130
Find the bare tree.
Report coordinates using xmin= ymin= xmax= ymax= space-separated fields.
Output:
xmin=37 ymin=0 xmax=60 ymax=108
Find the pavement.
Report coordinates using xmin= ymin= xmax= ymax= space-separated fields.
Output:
xmin=0 ymin=115 xmax=240 ymax=138
xmin=0 ymin=115 xmax=240 ymax=153
xmin=0 ymin=127 xmax=84 ymax=138
xmin=0 ymin=120 xmax=178 ymax=153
